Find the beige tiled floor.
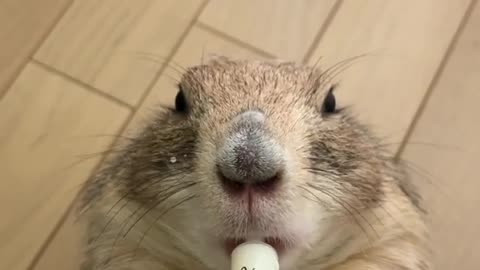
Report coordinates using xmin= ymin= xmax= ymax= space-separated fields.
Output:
xmin=1 ymin=1 xmax=479 ymax=270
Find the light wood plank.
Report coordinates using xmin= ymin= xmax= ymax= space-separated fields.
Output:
xmin=0 ymin=63 xmax=129 ymax=270
xmin=199 ymin=0 xmax=337 ymax=61
xmin=35 ymin=0 xmax=204 ymax=106
xmin=33 ymin=211 xmax=84 ymax=270
xmin=0 ymin=0 xmax=72 ymax=97
xmin=401 ymin=3 xmax=480 ymax=269
xmin=308 ymin=0 xmax=470 ymax=152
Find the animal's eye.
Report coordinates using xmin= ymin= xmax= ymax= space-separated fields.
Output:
xmin=322 ymin=85 xmax=337 ymax=114
xmin=174 ymin=85 xmax=188 ymax=113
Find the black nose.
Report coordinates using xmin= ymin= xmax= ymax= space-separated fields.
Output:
xmin=216 ymin=111 xmax=284 ymax=193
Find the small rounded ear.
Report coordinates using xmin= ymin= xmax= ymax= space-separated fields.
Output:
xmin=322 ymin=85 xmax=337 ymax=114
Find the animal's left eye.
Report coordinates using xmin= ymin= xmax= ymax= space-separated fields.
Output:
xmin=322 ymin=86 xmax=337 ymax=114
xmin=174 ymin=84 xmax=188 ymax=113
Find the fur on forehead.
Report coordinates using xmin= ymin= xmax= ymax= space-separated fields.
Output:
xmin=178 ymin=56 xmax=330 ymax=108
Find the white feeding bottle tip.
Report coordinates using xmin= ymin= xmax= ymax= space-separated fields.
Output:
xmin=231 ymin=241 xmax=279 ymax=270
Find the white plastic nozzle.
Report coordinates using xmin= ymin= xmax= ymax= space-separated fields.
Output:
xmin=231 ymin=241 xmax=279 ymax=270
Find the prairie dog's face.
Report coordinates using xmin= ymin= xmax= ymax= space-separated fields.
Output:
xmin=123 ymin=57 xmax=386 ymax=269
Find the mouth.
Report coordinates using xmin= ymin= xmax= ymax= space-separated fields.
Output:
xmin=224 ymin=237 xmax=288 ymax=257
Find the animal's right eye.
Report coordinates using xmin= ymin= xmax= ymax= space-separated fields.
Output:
xmin=322 ymin=87 xmax=336 ymax=114
xmin=174 ymin=85 xmax=188 ymax=113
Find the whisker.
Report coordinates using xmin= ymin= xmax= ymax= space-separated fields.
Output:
xmin=58 ymin=149 xmax=126 ymax=178
xmin=72 ymin=133 xmax=136 ymax=141
xmin=133 ymin=51 xmax=211 ymax=95
xmin=308 ymin=182 xmax=379 ymax=240
xmin=306 ymin=55 xmax=324 ymax=83
xmin=334 ymin=179 xmax=385 ymax=227
xmin=299 ymin=184 xmax=374 ymax=245
xmin=74 ymin=149 xmax=124 ymax=160
xmin=131 ymin=51 xmax=188 ymax=73
xmin=95 ymin=176 xmax=192 ymax=243
xmin=131 ymin=52 xmax=194 ymax=87
xmin=340 ymin=172 xmax=410 ymax=233
xmin=122 ymin=182 xmax=198 ymax=237
xmin=105 ymin=181 xmax=197 ymax=265
xmin=317 ymin=54 xmax=370 ymax=90
xmin=305 ymin=152 xmax=420 ymax=232
xmin=134 ymin=54 xmax=182 ymax=83
xmin=93 ymin=199 xmax=130 ymax=243
xmin=131 ymin=194 xmax=197 ymax=263
xmin=397 ymin=158 xmax=457 ymax=207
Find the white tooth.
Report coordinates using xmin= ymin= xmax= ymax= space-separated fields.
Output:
xmin=231 ymin=240 xmax=279 ymax=270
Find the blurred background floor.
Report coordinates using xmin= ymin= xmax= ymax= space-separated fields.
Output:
xmin=1 ymin=1 xmax=479 ymax=270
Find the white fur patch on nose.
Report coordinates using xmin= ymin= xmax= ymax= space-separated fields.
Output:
xmin=233 ymin=110 xmax=266 ymax=124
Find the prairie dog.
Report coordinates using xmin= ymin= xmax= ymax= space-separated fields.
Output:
xmin=79 ymin=56 xmax=430 ymax=270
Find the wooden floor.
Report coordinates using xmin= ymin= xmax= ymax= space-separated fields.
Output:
xmin=1 ymin=1 xmax=479 ymax=269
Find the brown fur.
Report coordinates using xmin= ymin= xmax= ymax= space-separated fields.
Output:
xmin=78 ymin=56 xmax=430 ymax=270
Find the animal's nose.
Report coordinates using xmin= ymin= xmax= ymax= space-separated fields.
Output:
xmin=216 ymin=111 xmax=284 ymax=193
